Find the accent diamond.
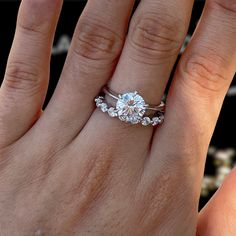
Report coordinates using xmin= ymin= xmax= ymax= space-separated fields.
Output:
xmin=95 ymin=97 xmax=103 ymax=107
xmin=142 ymin=117 xmax=151 ymax=126
xmin=116 ymin=92 xmax=146 ymax=124
xmin=119 ymin=115 xmax=127 ymax=122
xmin=108 ymin=107 xmax=117 ymax=117
xmin=100 ymin=103 xmax=108 ymax=112
xmin=152 ymin=117 xmax=160 ymax=126
xmin=130 ymin=118 xmax=140 ymax=124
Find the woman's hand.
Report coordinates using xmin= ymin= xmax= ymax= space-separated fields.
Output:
xmin=0 ymin=0 xmax=236 ymax=235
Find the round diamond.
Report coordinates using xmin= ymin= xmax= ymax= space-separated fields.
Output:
xmin=95 ymin=97 xmax=103 ymax=107
xmin=108 ymin=107 xmax=117 ymax=117
xmin=100 ymin=103 xmax=108 ymax=112
xmin=119 ymin=115 xmax=127 ymax=122
xmin=152 ymin=117 xmax=160 ymax=126
xmin=142 ymin=117 xmax=151 ymax=126
xmin=116 ymin=92 xmax=146 ymax=124
xmin=130 ymin=118 xmax=140 ymax=124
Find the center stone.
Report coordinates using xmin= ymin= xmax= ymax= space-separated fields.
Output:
xmin=116 ymin=92 xmax=146 ymax=124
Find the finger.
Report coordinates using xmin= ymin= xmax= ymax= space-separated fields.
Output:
xmin=150 ymin=0 xmax=236 ymax=189
xmin=90 ymin=0 xmax=194 ymax=136
xmin=109 ymin=0 xmax=194 ymax=105
xmin=84 ymin=0 xmax=194 ymax=165
xmin=71 ymin=0 xmax=195 ymax=184
xmin=0 ymin=0 xmax=62 ymax=148
xmin=197 ymin=168 xmax=236 ymax=235
xmin=38 ymin=0 xmax=135 ymax=146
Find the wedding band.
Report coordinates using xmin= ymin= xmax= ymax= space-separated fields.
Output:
xmin=95 ymin=86 xmax=165 ymax=126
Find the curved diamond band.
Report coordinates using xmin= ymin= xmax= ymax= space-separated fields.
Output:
xmin=95 ymin=87 xmax=165 ymax=126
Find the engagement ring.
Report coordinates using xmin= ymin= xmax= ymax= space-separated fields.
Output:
xmin=95 ymin=86 xmax=165 ymax=126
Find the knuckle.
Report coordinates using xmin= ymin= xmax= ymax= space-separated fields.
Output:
xmin=129 ymin=13 xmax=184 ymax=64
xmin=72 ymin=19 xmax=124 ymax=63
xmin=17 ymin=0 xmax=54 ymax=36
xmin=5 ymin=61 xmax=42 ymax=96
xmin=18 ymin=21 xmax=43 ymax=36
xmin=179 ymin=52 xmax=229 ymax=94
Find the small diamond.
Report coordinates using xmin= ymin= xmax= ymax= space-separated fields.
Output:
xmin=142 ymin=117 xmax=151 ymax=126
xmin=100 ymin=103 xmax=108 ymax=112
xmin=108 ymin=107 xmax=117 ymax=117
xmin=96 ymin=102 xmax=102 ymax=108
xmin=130 ymin=118 xmax=140 ymax=124
xmin=152 ymin=117 xmax=160 ymax=126
xmin=159 ymin=114 xmax=164 ymax=124
xmin=119 ymin=115 xmax=126 ymax=122
xmin=95 ymin=96 xmax=103 ymax=102
xmin=95 ymin=97 xmax=103 ymax=107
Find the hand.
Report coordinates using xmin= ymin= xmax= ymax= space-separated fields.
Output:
xmin=0 ymin=0 xmax=236 ymax=235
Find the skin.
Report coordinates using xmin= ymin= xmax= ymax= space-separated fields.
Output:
xmin=0 ymin=0 xmax=236 ymax=235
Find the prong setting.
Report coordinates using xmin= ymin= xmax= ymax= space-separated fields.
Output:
xmin=95 ymin=88 xmax=165 ymax=126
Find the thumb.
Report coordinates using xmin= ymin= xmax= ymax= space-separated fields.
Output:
xmin=197 ymin=168 xmax=236 ymax=236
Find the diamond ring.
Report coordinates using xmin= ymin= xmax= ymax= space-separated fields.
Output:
xmin=95 ymin=86 xmax=165 ymax=126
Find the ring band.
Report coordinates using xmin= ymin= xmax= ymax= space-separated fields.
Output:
xmin=95 ymin=86 xmax=165 ymax=126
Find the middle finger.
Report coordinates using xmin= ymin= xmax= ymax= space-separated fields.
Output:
xmin=35 ymin=0 xmax=135 ymax=147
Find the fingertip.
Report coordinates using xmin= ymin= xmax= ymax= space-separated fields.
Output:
xmin=19 ymin=0 xmax=63 ymax=22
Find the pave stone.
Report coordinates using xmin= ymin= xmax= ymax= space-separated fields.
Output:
xmin=108 ymin=107 xmax=117 ymax=117
xmin=142 ymin=117 xmax=151 ymax=126
xmin=100 ymin=103 xmax=108 ymax=112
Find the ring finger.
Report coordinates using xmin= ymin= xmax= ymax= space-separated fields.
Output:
xmin=74 ymin=0 xmax=196 ymax=173
xmin=109 ymin=0 xmax=194 ymax=105
xmin=88 ymin=0 xmax=194 ymax=142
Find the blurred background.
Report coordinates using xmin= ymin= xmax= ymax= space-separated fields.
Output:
xmin=0 ymin=0 xmax=235 ymax=210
